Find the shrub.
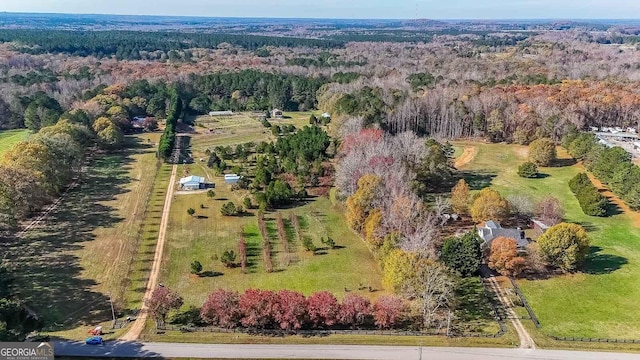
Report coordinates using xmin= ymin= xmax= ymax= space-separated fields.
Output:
xmin=306 ymin=291 xmax=339 ymax=328
xmin=528 ymin=138 xmax=557 ymax=166
xmin=568 ymin=173 xmax=608 ymax=216
xmin=439 ymin=231 xmax=482 ymax=277
xmin=302 ymin=237 xmax=316 ymax=252
xmin=275 ymin=290 xmax=307 ymax=331
xmin=537 ymin=223 xmax=590 ymax=272
xmin=187 ymin=208 xmax=195 ymax=216
xmin=220 ymin=202 xmax=237 ymax=216
xmin=373 ymin=295 xmax=406 ymax=329
xmin=243 ymin=197 xmax=252 ymax=209
xmin=239 ymin=289 xmax=278 ymax=328
xmin=190 ymin=260 xmax=203 ymax=275
xmin=517 ymin=162 xmax=538 ymax=178
xmin=200 ymin=289 xmax=241 ymax=328
xmin=207 ymin=189 xmax=216 ymax=199
xmin=221 ymin=250 xmax=236 ymax=268
xmin=337 ymin=294 xmax=371 ymax=328
xmin=488 ymin=237 xmax=526 ymax=277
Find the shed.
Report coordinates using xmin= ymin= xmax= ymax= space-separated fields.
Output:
xmin=531 ymin=218 xmax=550 ymax=235
xmin=209 ymin=111 xmax=233 ymax=116
xmin=179 ymin=175 xmax=206 ymax=190
xmin=271 ymin=109 xmax=283 ymax=119
xmin=224 ymin=174 xmax=242 ymax=184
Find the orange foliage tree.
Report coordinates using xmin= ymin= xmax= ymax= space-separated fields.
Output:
xmin=488 ymin=237 xmax=526 ymax=277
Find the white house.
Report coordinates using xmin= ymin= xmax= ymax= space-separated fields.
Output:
xmin=179 ymin=175 xmax=206 ymax=190
xmin=477 ymin=221 xmax=528 ymax=249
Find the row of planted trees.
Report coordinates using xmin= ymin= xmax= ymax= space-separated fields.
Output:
xmin=147 ymin=287 xmax=407 ymax=331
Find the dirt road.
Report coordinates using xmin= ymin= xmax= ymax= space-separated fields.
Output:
xmin=454 ymin=146 xmax=478 ymax=169
xmin=120 ymin=165 xmax=177 ymax=341
xmin=482 ymin=272 xmax=536 ymax=349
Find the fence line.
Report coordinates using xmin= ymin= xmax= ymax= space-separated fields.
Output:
xmin=508 ymin=277 xmax=541 ymax=328
xmin=160 ymin=325 xmax=504 ymax=338
xmin=478 ymin=276 xmax=508 ymax=337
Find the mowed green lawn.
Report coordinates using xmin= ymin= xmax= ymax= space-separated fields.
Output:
xmin=0 ymin=129 xmax=29 ymax=156
xmin=455 ymin=141 xmax=640 ymax=339
xmin=160 ymin=170 xmax=386 ymax=308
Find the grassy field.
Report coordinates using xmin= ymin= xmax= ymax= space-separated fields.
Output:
xmin=160 ymin=166 xmax=386 ymax=307
xmin=455 ymin=141 xmax=640 ymax=339
xmin=190 ymin=111 xmax=318 ymax=159
xmin=0 ymin=129 xmax=29 ymax=156
xmin=5 ymin=133 xmax=164 ymax=339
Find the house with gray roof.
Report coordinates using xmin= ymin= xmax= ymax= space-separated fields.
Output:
xmin=477 ymin=221 xmax=528 ymax=249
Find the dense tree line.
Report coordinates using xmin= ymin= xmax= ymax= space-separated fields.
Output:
xmin=0 ymin=30 xmax=344 ymax=60
xmin=568 ymin=173 xmax=608 ymax=216
xmin=158 ymin=86 xmax=181 ymax=160
xmin=564 ymin=132 xmax=640 ymax=210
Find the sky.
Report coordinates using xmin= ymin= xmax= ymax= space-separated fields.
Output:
xmin=1 ymin=0 xmax=640 ymax=19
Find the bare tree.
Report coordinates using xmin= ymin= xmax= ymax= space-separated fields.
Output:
xmin=405 ymin=260 xmax=456 ymax=329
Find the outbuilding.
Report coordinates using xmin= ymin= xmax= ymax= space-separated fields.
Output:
xmin=224 ymin=174 xmax=242 ymax=184
xmin=179 ymin=175 xmax=206 ymax=190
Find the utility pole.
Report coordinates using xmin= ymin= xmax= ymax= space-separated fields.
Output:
xmin=109 ymin=292 xmax=116 ymax=329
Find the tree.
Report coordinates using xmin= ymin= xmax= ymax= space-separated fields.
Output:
xmin=537 ymin=223 xmax=590 ymax=272
xmin=93 ymin=117 xmax=124 ymax=149
xmin=345 ymin=174 xmax=382 ymax=232
xmin=488 ymin=237 xmax=526 ymax=277
xmin=220 ymin=202 xmax=237 ymax=216
xmin=221 ymin=250 xmax=237 ymax=268
xmin=372 ymin=295 xmax=406 ymax=329
xmin=146 ymin=287 xmax=184 ymax=327
xmin=534 ymin=195 xmax=564 ymax=225
xmin=306 ymin=291 xmax=339 ymax=328
xmin=187 ymin=208 xmax=195 ymax=217
xmin=470 ymin=188 xmax=510 ymax=223
xmin=404 ymin=260 xmax=456 ymax=329
xmin=207 ymin=189 xmax=216 ymax=199
xmin=528 ymin=138 xmax=557 ymax=166
xmin=363 ymin=208 xmax=383 ymax=246
xmin=517 ymin=162 xmax=538 ymax=178
xmin=450 ymin=179 xmax=470 ymax=214
xmin=243 ymin=197 xmax=252 ymax=209
xmin=302 ymin=237 xmax=316 ymax=252
xmin=337 ymin=294 xmax=371 ymax=328
xmin=190 ymin=260 xmax=203 ymax=275
xmin=382 ymin=249 xmax=420 ymax=293
xmin=200 ymin=289 xmax=241 ymax=328
xmin=239 ymin=289 xmax=278 ymax=328
xmin=439 ymin=231 xmax=482 ymax=277
xmin=275 ymin=290 xmax=307 ymax=331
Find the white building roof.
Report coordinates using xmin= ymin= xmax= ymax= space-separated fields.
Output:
xmin=180 ymin=175 xmax=205 ymax=185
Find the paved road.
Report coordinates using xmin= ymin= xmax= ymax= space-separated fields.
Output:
xmin=120 ymin=164 xmax=177 ymax=341
xmin=52 ymin=341 xmax=640 ymax=359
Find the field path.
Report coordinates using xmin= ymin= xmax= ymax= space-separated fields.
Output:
xmin=454 ymin=146 xmax=478 ymax=169
xmin=120 ymin=164 xmax=177 ymax=341
xmin=481 ymin=268 xmax=535 ymax=349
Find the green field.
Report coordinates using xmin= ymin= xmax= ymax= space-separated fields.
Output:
xmin=160 ymin=166 xmax=387 ymax=307
xmin=455 ymin=141 xmax=640 ymax=339
xmin=0 ymin=129 xmax=29 ymax=156
xmin=5 ymin=133 xmax=163 ymax=339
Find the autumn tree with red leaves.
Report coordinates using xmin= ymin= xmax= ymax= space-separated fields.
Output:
xmin=306 ymin=291 xmax=339 ymax=328
xmin=200 ymin=289 xmax=241 ymax=328
xmin=337 ymin=294 xmax=371 ymax=328
xmin=274 ymin=290 xmax=308 ymax=331
xmin=239 ymin=289 xmax=279 ymax=328
xmin=146 ymin=287 xmax=183 ymax=327
xmin=373 ymin=295 xmax=406 ymax=329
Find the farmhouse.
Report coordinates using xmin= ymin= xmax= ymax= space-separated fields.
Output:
xmin=271 ymin=109 xmax=283 ymax=119
xmin=224 ymin=174 xmax=241 ymax=184
xmin=477 ymin=221 xmax=528 ymax=249
xmin=179 ymin=175 xmax=206 ymax=190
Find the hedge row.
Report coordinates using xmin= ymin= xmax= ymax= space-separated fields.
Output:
xmin=568 ymin=173 xmax=608 ymax=216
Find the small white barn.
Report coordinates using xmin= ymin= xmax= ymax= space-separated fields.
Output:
xmin=272 ymin=109 xmax=283 ymax=119
xmin=209 ymin=111 xmax=233 ymax=116
xmin=224 ymin=174 xmax=242 ymax=184
xmin=179 ymin=175 xmax=206 ymax=190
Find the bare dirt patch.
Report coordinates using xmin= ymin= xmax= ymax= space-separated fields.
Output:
xmin=454 ymin=146 xmax=479 ymax=169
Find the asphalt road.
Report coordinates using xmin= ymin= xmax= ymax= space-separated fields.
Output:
xmin=52 ymin=341 xmax=640 ymax=359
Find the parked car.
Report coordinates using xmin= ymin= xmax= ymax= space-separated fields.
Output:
xmin=85 ymin=336 xmax=103 ymax=345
